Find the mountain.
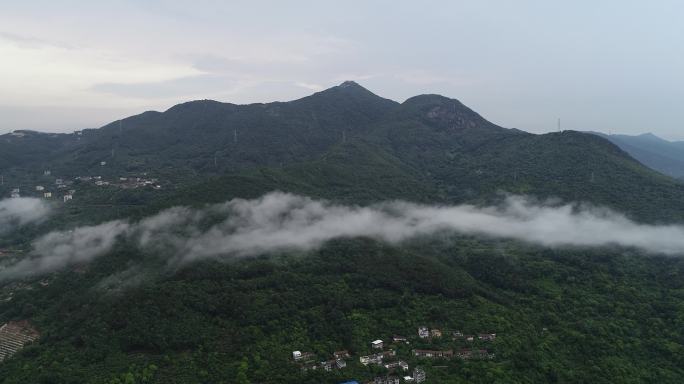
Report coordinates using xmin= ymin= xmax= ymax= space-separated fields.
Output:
xmin=3 ymin=82 xmax=684 ymax=222
xmin=2 ymin=83 xmax=684 ymax=383
xmin=590 ymin=132 xmax=684 ymax=179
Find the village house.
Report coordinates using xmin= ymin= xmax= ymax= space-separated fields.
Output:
xmin=359 ymin=350 xmax=395 ymax=366
xmin=412 ymin=349 xmax=454 ymax=359
xmin=10 ymin=189 xmax=20 ymax=198
xmin=292 ymin=351 xmax=315 ymax=362
xmin=336 ymin=359 xmax=347 ymax=369
xmin=418 ymin=326 xmax=429 ymax=339
xmin=43 ymin=170 xmax=51 ymax=176
xmin=321 ymin=360 xmax=336 ymax=371
xmin=383 ymin=360 xmax=409 ymax=371
xmin=43 ymin=192 xmax=52 ymax=198
xmin=478 ymin=333 xmax=497 ymax=341
xmin=55 ymin=178 xmax=63 ymax=185
xmin=334 ymin=350 xmax=350 ymax=359
xmin=371 ymin=339 xmax=383 ymax=349
xmin=413 ymin=367 xmax=426 ymax=383
xmin=430 ymin=328 xmax=442 ymax=338
xmin=452 ymin=330 xmax=464 ymax=339
xmin=465 ymin=335 xmax=475 ymax=342
xmin=35 ymin=185 xmax=44 ymax=191
xmin=457 ymin=348 xmax=493 ymax=360
xmin=63 ymin=194 xmax=73 ymax=202
xmin=392 ymin=335 xmax=408 ymax=344
xmin=360 ymin=354 xmax=382 ymax=366
xmin=372 ymin=376 xmax=400 ymax=384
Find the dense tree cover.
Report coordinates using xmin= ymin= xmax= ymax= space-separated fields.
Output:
xmin=0 ymin=237 xmax=683 ymax=383
xmin=1 ymin=82 xmax=684 ymax=382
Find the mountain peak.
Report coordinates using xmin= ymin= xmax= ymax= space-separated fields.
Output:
xmin=297 ymin=81 xmax=398 ymax=112
xmin=338 ymin=80 xmax=363 ymax=89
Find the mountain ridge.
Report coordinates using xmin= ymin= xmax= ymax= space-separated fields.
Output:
xmin=589 ymin=131 xmax=684 ymax=179
xmin=2 ymin=81 xmax=683 ymax=223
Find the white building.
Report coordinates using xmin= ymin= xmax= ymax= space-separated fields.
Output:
xmin=44 ymin=192 xmax=52 ymax=198
xmin=292 ymin=351 xmax=302 ymax=360
xmin=35 ymin=185 xmax=44 ymax=191
xmin=63 ymin=194 xmax=73 ymax=202
xmin=372 ymin=339 xmax=384 ymax=349
xmin=418 ymin=326 xmax=430 ymax=339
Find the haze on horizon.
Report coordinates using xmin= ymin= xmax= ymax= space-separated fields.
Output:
xmin=2 ymin=1 xmax=684 ymax=140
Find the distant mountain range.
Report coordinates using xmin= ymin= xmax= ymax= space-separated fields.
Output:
xmin=589 ymin=132 xmax=684 ymax=179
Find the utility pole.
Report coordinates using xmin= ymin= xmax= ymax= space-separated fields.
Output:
xmin=234 ymin=128 xmax=238 ymax=143
xmin=557 ymin=118 xmax=561 ymax=133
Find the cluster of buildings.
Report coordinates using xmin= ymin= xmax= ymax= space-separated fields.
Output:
xmin=417 ymin=326 xmax=442 ymax=339
xmin=76 ymin=175 xmax=160 ymax=189
xmin=8 ymin=185 xmax=70 ymax=202
xmin=342 ymin=367 xmax=425 ymax=384
xmin=414 ymin=327 xmax=497 ymax=361
xmin=293 ymin=349 xmax=350 ymax=372
xmin=451 ymin=330 xmax=497 ymax=342
xmin=412 ymin=348 xmax=494 ymax=360
xmin=295 ymin=326 xmax=497 ymax=382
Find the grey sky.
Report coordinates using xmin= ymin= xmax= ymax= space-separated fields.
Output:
xmin=1 ymin=1 xmax=683 ymax=140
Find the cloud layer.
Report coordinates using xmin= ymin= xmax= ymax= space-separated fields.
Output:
xmin=2 ymin=192 xmax=684 ymax=281
xmin=0 ymin=197 xmax=52 ymax=234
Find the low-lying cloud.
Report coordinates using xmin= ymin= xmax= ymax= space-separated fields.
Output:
xmin=3 ymin=192 xmax=684 ymax=281
xmin=0 ymin=198 xmax=52 ymax=234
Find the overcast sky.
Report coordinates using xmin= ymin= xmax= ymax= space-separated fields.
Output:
xmin=1 ymin=1 xmax=683 ymax=140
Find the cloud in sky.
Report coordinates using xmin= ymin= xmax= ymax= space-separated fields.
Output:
xmin=3 ymin=192 xmax=684 ymax=281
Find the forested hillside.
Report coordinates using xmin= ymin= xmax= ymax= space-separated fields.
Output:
xmin=1 ymin=83 xmax=684 ymax=383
